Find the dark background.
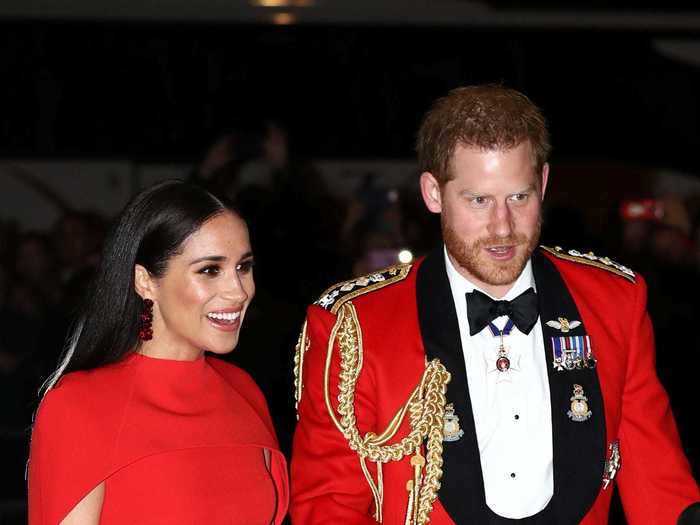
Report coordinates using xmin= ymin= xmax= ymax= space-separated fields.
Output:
xmin=1 ymin=22 xmax=700 ymax=168
xmin=1 ymin=5 xmax=699 ymax=523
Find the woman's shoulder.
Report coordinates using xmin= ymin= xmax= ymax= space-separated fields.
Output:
xmin=206 ymin=357 xmax=269 ymax=413
xmin=37 ymin=359 xmax=134 ymax=428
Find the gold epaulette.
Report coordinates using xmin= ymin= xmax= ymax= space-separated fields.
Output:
xmin=541 ymin=245 xmax=636 ymax=283
xmin=314 ymin=263 xmax=413 ymax=314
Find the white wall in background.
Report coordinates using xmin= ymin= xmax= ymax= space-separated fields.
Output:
xmin=0 ymin=160 xmax=133 ymax=231
xmin=0 ymin=159 xmax=418 ymax=232
xmin=655 ymin=169 xmax=700 ymax=196
xmin=315 ymin=159 xmax=418 ymax=197
xmin=133 ymin=163 xmax=192 ymax=191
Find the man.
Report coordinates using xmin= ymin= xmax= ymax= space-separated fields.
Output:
xmin=291 ymin=85 xmax=700 ymax=524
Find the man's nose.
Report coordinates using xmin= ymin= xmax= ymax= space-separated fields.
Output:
xmin=488 ymin=202 xmax=514 ymax=238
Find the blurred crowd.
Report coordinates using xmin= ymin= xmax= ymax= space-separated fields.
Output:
xmin=2 ymin=122 xmax=700 ymax=522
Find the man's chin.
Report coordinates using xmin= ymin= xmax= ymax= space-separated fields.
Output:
xmin=466 ymin=254 xmax=528 ymax=288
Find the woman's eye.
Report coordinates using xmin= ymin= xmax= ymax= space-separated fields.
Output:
xmin=198 ymin=265 xmax=221 ymax=276
xmin=236 ymin=260 xmax=255 ymax=274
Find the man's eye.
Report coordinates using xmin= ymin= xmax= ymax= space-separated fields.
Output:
xmin=236 ymin=260 xmax=255 ymax=274
xmin=470 ymin=196 xmax=488 ymax=207
xmin=511 ymin=193 xmax=529 ymax=202
xmin=198 ymin=265 xmax=221 ymax=276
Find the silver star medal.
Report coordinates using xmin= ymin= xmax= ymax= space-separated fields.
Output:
xmin=485 ymin=348 xmax=521 ymax=383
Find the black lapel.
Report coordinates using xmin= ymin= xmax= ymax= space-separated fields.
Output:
xmin=532 ymin=249 xmax=607 ymax=524
xmin=417 ymin=246 xmax=488 ymax=525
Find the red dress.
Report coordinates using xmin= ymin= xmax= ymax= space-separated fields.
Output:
xmin=29 ymin=353 xmax=288 ymax=524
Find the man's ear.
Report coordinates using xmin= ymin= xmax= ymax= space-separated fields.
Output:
xmin=420 ymin=172 xmax=443 ymax=214
xmin=540 ymin=163 xmax=550 ymax=200
xmin=134 ymin=264 xmax=155 ymax=300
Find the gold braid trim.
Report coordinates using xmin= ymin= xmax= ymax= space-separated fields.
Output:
xmin=314 ymin=263 xmax=413 ymax=314
xmin=541 ymin=245 xmax=636 ymax=283
xmin=293 ymin=320 xmax=310 ymax=419
xmin=324 ymin=302 xmax=451 ymax=524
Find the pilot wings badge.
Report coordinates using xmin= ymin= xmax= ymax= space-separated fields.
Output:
xmin=546 ymin=317 xmax=581 ymax=333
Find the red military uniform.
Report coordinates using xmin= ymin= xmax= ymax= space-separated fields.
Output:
xmin=291 ymin=246 xmax=700 ymax=525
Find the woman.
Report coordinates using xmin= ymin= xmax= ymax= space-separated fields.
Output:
xmin=28 ymin=181 xmax=288 ymax=524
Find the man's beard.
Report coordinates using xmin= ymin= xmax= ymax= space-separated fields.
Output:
xmin=442 ymin=214 xmax=542 ymax=288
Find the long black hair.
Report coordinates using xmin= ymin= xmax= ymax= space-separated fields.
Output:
xmin=43 ymin=180 xmax=231 ymax=391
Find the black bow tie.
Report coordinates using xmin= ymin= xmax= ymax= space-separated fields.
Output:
xmin=465 ymin=288 xmax=539 ymax=336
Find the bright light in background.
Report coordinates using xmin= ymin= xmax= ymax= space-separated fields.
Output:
xmin=398 ymin=249 xmax=413 ymax=264
xmin=252 ymin=0 xmax=289 ymax=6
xmin=272 ymin=12 xmax=296 ymax=24
xmin=251 ymin=0 xmax=315 ymax=6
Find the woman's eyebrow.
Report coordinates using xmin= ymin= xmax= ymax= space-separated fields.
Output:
xmin=189 ymin=255 xmax=227 ymax=265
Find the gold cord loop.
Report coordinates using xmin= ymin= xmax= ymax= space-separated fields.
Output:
xmin=323 ymin=302 xmax=451 ymax=524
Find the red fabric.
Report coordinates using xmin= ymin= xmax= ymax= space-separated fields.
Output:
xmin=290 ymin=253 xmax=699 ymax=525
xmin=546 ymin=252 xmax=700 ymax=525
xmin=29 ymin=353 xmax=288 ymax=525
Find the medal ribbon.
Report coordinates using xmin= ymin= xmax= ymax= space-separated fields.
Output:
xmin=487 ymin=318 xmax=515 ymax=338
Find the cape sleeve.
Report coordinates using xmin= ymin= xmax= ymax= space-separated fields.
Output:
xmin=28 ymin=377 xmax=112 ymax=525
xmin=208 ymin=358 xmax=290 ymax=525
xmin=213 ymin=361 xmax=280 ymax=441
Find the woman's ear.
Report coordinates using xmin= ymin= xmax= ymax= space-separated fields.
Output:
xmin=134 ymin=264 xmax=154 ymax=300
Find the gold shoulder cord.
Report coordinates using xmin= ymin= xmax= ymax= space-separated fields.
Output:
xmin=296 ymin=263 xmax=412 ymax=418
xmin=323 ymin=302 xmax=451 ymax=524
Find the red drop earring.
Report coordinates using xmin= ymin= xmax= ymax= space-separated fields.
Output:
xmin=139 ymin=298 xmax=154 ymax=341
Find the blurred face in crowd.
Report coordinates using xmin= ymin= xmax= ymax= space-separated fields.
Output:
xmin=421 ymin=141 xmax=548 ymax=298
xmin=16 ymin=236 xmax=53 ymax=284
xmin=55 ymin=216 xmax=84 ymax=263
xmin=135 ymin=211 xmax=255 ymax=360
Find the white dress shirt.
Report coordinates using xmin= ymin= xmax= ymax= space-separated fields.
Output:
xmin=444 ymin=247 xmax=553 ymax=518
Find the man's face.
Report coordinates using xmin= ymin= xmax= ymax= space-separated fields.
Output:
xmin=420 ymin=142 xmax=548 ymax=298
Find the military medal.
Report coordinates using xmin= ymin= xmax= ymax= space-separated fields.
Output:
xmin=567 ymin=384 xmax=592 ymax=422
xmin=496 ymin=347 xmax=510 ymax=372
xmin=602 ymin=440 xmax=622 ymax=489
xmin=442 ymin=403 xmax=464 ymax=442
xmin=488 ymin=319 xmax=514 ymax=372
xmin=551 ymin=334 xmax=596 ymax=371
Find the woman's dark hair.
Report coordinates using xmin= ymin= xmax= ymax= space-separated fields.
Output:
xmin=43 ymin=180 xmax=232 ymax=391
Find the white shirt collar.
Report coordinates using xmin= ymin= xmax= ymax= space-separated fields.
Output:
xmin=444 ymin=245 xmax=536 ymax=336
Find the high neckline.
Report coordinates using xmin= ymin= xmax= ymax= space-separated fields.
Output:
xmin=125 ymin=351 xmax=208 ymax=370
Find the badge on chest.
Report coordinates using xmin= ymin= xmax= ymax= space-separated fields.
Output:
xmin=548 ymin=317 xmax=597 ymax=371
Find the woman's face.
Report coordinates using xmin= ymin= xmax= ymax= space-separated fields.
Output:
xmin=137 ymin=211 xmax=255 ymax=360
